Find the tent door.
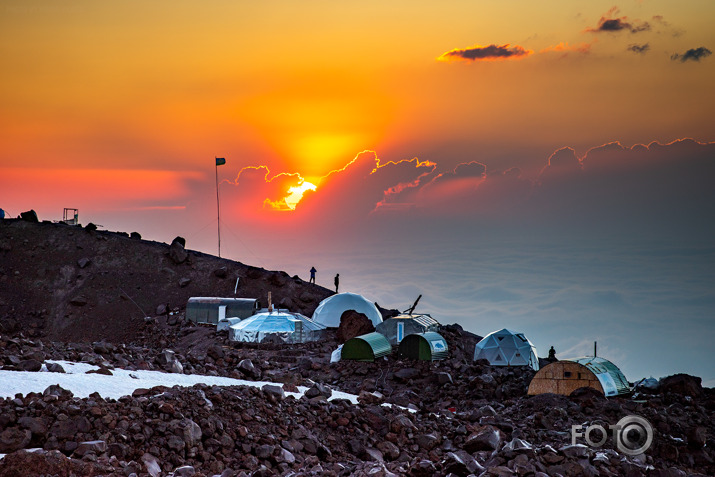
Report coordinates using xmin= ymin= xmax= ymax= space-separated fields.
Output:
xmin=218 ymin=305 xmax=226 ymax=323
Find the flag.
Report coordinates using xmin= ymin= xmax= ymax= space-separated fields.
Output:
xmin=215 ymin=157 xmax=226 ymax=166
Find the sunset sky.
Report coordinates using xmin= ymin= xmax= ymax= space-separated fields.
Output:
xmin=2 ymin=1 xmax=714 ymax=385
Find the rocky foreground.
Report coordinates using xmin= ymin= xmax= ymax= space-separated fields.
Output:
xmin=0 ymin=325 xmax=713 ymax=477
xmin=1 ymin=216 xmax=714 ymax=476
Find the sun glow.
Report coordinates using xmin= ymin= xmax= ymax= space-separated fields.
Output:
xmin=284 ymin=181 xmax=317 ymax=210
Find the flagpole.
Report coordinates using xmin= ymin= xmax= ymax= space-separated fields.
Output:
xmin=215 ymin=158 xmax=221 ymax=258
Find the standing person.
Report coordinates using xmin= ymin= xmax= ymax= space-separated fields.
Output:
xmin=334 ymin=273 xmax=340 ymax=293
xmin=309 ymin=266 xmax=317 ymax=284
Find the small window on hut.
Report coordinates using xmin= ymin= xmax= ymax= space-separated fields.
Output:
xmin=564 ymin=371 xmax=572 ymax=378
xmin=578 ymin=373 xmax=583 ymax=379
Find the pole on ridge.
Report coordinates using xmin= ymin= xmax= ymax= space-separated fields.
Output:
xmin=215 ymin=157 xmax=226 ymax=257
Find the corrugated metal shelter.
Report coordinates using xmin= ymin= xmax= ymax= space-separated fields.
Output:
xmin=217 ymin=317 xmax=242 ymax=332
xmin=312 ymin=293 xmax=383 ymax=328
xmin=398 ymin=332 xmax=448 ymax=361
xmin=186 ymin=297 xmax=259 ymax=325
xmin=228 ymin=311 xmax=326 ymax=344
xmin=474 ymin=328 xmax=539 ymax=371
xmin=341 ymin=332 xmax=391 ymax=362
xmin=528 ymin=357 xmax=630 ymax=397
xmin=375 ymin=314 xmax=440 ymax=346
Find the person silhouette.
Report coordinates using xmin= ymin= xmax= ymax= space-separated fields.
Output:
xmin=334 ymin=273 xmax=340 ymax=293
xmin=548 ymin=346 xmax=557 ymax=361
xmin=309 ymin=266 xmax=317 ymax=284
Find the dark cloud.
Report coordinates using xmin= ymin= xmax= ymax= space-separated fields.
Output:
xmin=438 ymin=44 xmax=532 ymax=62
xmin=586 ymin=9 xmax=650 ymax=34
xmin=671 ymin=47 xmax=712 ymax=62
xmin=627 ymin=43 xmax=650 ymax=54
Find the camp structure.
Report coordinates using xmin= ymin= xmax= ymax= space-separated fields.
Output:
xmin=473 ymin=328 xmax=539 ymax=371
xmin=312 ymin=292 xmax=383 ymax=328
xmin=398 ymin=331 xmax=448 ymax=361
xmin=375 ymin=313 xmax=440 ymax=346
xmin=217 ymin=317 xmax=242 ymax=332
xmin=341 ymin=332 xmax=391 ymax=362
xmin=528 ymin=356 xmax=630 ymax=397
xmin=186 ymin=297 xmax=259 ymax=325
xmin=228 ymin=310 xmax=326 ymax=344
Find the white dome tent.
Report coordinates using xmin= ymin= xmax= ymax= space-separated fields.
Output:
xmin=474 ymin=328 xmax=539 ymax=371
xmin=229 ymin=311 xmax=325 ymax=344
xmin=312 ymin=292 xmax=383 ymax=328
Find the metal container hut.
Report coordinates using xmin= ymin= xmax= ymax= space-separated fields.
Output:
xmin=398 ymin=331 xmax=448 ymax=361
xmin=341 ymin=332 xmax=392 ymax=362
xmin=375 ymin=314 xmax=440 ymax=346
xmin=527 ymin=356 xmax=630 ymax=397
xmin=186 ymin=297 xmax=259 ymax=325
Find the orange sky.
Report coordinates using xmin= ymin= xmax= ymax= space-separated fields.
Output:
xmin=1 ymin=0 xmax=714 ymax=223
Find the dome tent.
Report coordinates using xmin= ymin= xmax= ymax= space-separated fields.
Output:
xmin=312 ymin=292 xmax=383 ymax=328
xmin=473 ymin=328 xmax=539 ymax=371
xmin=229 ymin=310 xmax=325 ymax=344
xmin=528 ymin=356 xmax=630 ymax=397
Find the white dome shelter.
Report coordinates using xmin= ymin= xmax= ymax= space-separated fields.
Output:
xmin=229 ymin=311 xmax=325 ymax=344
xmin=474 ymin=328 xmax=539 ymax=371
xmin=312 ymin=292 xmax=383 ymax=328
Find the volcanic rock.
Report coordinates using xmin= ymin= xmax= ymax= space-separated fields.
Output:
xmin=660 ymin=373 xmax=703 ymax=397
xmin=0 ymin=427 xmax=31 ymax=453
xmin=336 ymin=310 xmax=375 ymax=342
xmin=20 ymin=210 xmax=39 ymax=222
xmin=169 ymin=240 xmax=188 ymax=264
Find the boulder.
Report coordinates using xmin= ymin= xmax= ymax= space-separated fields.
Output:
xmin=20 ymin=210 xmax=39 ymax=223
xmin=336 ymin=310 xmax=375 ymax=343
xmin=169 ymin=240 xmax=188 ymax=264
xmin=441 ymin=450 xmax=485 ymax=476
xmin=77 ymin=257 xmax=91 ymax=269
xmin=304 ymin=383 xmax=332 ymax=399
xmin=18 ymin=359 xmax=42 ymax=372
xmin=179 ymin=277 xmax=191 ymax=288
xmin=214 ymin=266 xmax=228 ymax=278
xmin=0 ymin=427 xmax=31 ymax=453
xmin=262 ymin=384 xmax=285 ymax=401
xmin=238 ymin=359 xmax=260 ymax=379
xmin=660 ymin=374 xmax=703 ymax=397
xmin=74 ymin=440 xmax=107 ymax=456
xmin=464 ymin=426 xmax=502 ymax=452
xmin=394 ymin=367 xmax=420 ymax=382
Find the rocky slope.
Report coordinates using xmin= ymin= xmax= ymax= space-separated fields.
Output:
xmin=0 ymin=217 xmax=333 ymax=343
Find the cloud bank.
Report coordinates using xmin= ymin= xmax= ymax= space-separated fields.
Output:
xmin=671 ymin=47 xmax=712 ymax=62
xmin=586 ymin=8 xmax=651 ymax=34
xmin=438 ymin=44 xmax=532 ymax=62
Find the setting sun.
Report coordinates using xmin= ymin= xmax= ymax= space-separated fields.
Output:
xmin=284 ymin=181 xmax=317 ymax=210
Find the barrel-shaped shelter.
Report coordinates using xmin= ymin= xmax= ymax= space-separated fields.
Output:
xmin=312 ymin=292 xmax=383 ymax=328
xmin=228 ymin=310 xmax=325 ymax=344
xmin=528 ymin=356 xmax=630 ymax=397
xmin=473 ymin=328 xmax=539 ymax=371
xmin=398 ymin=332 xmax=448 ymax=361
xmin=375 ymin=314 xmax=440 ymax=346
xmin=187 ymin=297 xmax=259 ymax=325
xmin=341 ymin=332 xmax=391 ymax=362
